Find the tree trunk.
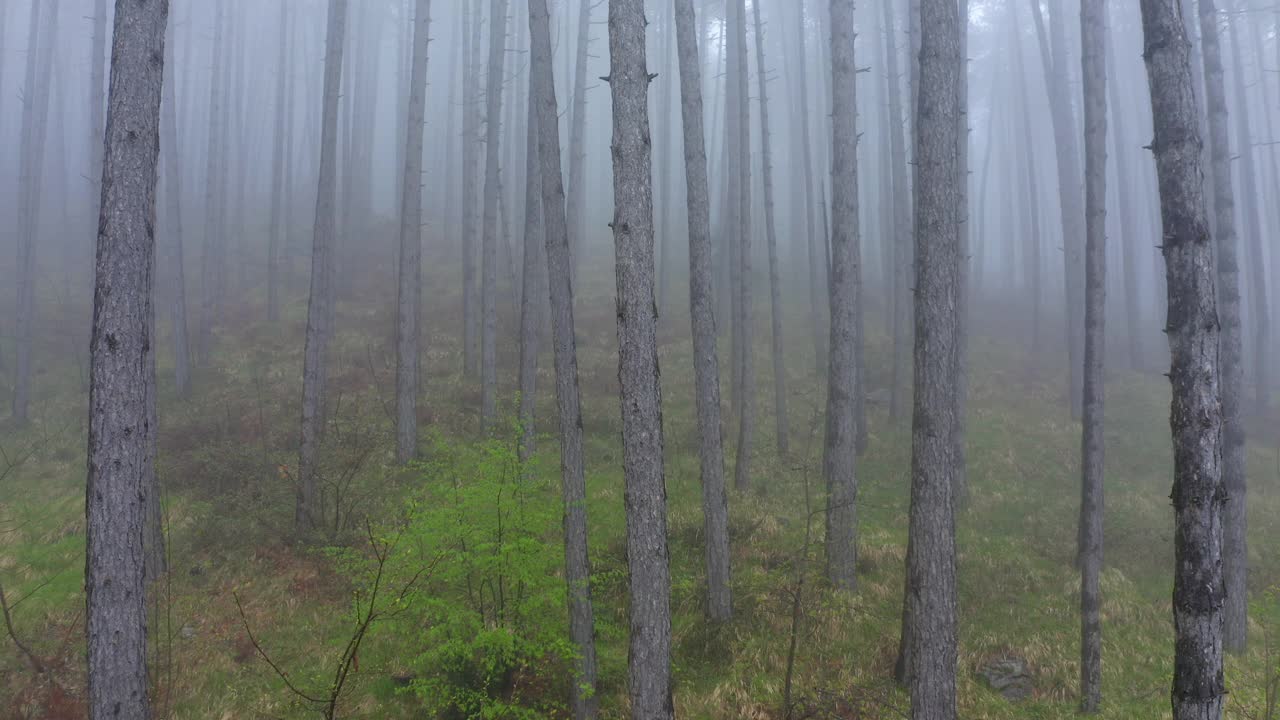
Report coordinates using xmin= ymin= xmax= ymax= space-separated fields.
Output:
xmin=823 ymin=0 xmax=860 ymax=594
xmin=396 ymin=0 xmax=432 ymax=463
xmin=160 ymin=7 xmax=190 ymax=398
xmin=529 ymin=2 xmax=598 ymax=715
xmin=607 ymin=2 xmax=674 ymax=715
xmin=1078 ymin=0 xmax=1108 ymax=710
xmin=480 ymin=0 xmax=510 ymax=434
xmin=463 ymin=3 xmax=482 ymax=377
xmin=1196 ymin=0 xmax=1247 ymax=655
xmin=953 ymin=0 xmax=969 ymax=505
xmin=199 ymin=1 xmax=226 ymax=366
xmin=881 ymin=0 xmax=912 ymax=424
xmin=1029 ymin=0 xmax=1086 ymax=420
xmin=268 ymin=2 xmax=291 ymax=323
xmin=12 ymin=0 xmax=58 ymax=426
xmin=905 ymin=0 xmax=962 ymax=713
xmin=1011 ymin=0 xmax=1044 ymax=360
xmin=790 ymin=1 xmax=826 ymax=379
xmin=674 ymin=0 xmax=731 ymax=623
xmin=86 ymin=0 xmax=168 ymax=716
xmin=566 ymin=0 xmax=593 ymax=283
xmin=297 ymin=0 xmax=348 ymax=535
xmin=518 ymin=66 xmax=546 ymax=465
xmin=730 ymin=0 xmax=754 ymax=493
xmin=1138 ymin=3 xmax=1227 ymax=718
xmin=1105 ymin=21 xmax=1146 ymax=372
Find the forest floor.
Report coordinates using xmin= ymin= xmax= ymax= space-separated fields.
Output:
xmin=1 ymin=259 xmax=1278 ymax=720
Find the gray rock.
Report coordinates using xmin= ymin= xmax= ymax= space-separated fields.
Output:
xmin=978 ymin=655 xmax=1033 ymax=702
xmin=179 ymin=624 xmax=196 ymax=640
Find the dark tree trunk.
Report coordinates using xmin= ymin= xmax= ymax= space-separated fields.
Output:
xmin=1078 ymin=0 xmax=1108 ymax=710
xmin=529 ymin=2 xmax=599 ymax=715
xmin=1196 ymin=0 xmax=1248 ymax=655
xmin=1138 ymin=3 xmax=1227 ymax=718
xmin=396 ymin=0 xmax=432 ymax=464
xmin=297 ymin=0 xmax=348 ymax=535
xmin=607 ymin=1 xmax=674 ymax=715
xmin=86 ymin=0 xmax=168 ymax=716
xmin=823 ymin=0 xmax=860 ymax=594
xmin=674 ymin=0 xmax=731 ymax=623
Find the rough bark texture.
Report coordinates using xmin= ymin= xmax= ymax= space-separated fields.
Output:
xmin=396 ymin=0 xmax=432 ymax=464
xmin=86 ymin=1 xmax=168 ymax=717
xmin=1029 ymin=0 xmax=1086 ymax=420
xmin=161 ymin=8 xmax=190 ymax=398
xmin=1195 ymin=0 xmax=1247 ymax=656
xmin=823 ymin=0 xmax=860 ymax=594
xmin=13 ymin=0 xmax=58 ymax=426
xmin=529 ymin=2 xmax=599 ymax=715
xmin=606 ymin=1 xmax=674 ymax=715
xmin=1138 ymin=2 xmax=1227 ymax=718
xmin=480 ymin=0 xmax=510 ymax=434
xmin=674 ymin=0 xmax=732 ymax=624
xmin=1079 ymin=0 xmax=1107 ymax=710
xmin=906 ymin=0 xmax=961 ymax=715
xmin=751 ymin=0 xmax=788 ymax=459
xmin=297 ymin=0 xmax=347 ymax=535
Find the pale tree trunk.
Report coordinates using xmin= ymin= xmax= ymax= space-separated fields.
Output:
xmin=791 ymin=1 xmax=826 ymax=378
xmin=90 ymin=0 xmax=107 ymax=230
xmin=906 ymin=0 xmax=962 ymax=714
xmin=517 ymin=81 xmax=546 ymax=464
xmin=297 ymin=0 xmax=348 ymax=535
xmin=86 ymin=0 xmax=168 ymax=716
xmin=881 ymin=0 xmax=912 ymax=424
xmin=1105 ymin=22 xmax=1145 ymax=371
xmin=161 ymin=5 xmax=190 ymax=398
xmin=750 ymin=0 xmax=788 ymax=458
xmin=565 ymin=0 xmax=594 ymax=283
xmin=1029 ymin=0 xmax=1086 ymax=420
xmin=1011 ymin=0 xmax=1044 ymax=360
xmin=729 ymin=0 xmax=755 ymax=493
xmin=463 ymin=4 xmax=482 ymax=377
xmin=953 ymin=0 xmax=969 ymax=504
xmin=529 ymin=2 xmax=598 ymax=715
xmin=824 ymin=0 xmax=860 ymax=594
xmin=1078 ymin=0 xmax=1107 ymax=710
xmin=481 ymin=0 xmax=510 ymax=434
xmin=396 ymin=0 xmax=432 ymax=464
xmin=656 ymin=3 xmax=675 ymax=317
xmin=1224 ymin=12 xmax=1270 ymax=419
xmin=199 ymin=1 xmax=226 ymax=366
xmin=607 ymin=2 xmax=673 ymax=715
xmin=674 ymin=0 xmax=731 ymax=623
xmin=12 ymin=0 xmax=58 ymax=426
xmin=1139 ymin=4 xmax=1227 ymax=718
xmin=268 ymin=2 xmax=291 ymax=323
xmin=1196 ymin=0 xmax=1247 ymax=655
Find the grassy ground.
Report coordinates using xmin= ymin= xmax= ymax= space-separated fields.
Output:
xmin=1 ymin=260 xmax=1278 ymax=719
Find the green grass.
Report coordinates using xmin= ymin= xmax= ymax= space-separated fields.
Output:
xmin=1 ymin=265 xmax=1278 ymax=719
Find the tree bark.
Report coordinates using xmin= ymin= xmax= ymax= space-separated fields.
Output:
xmin=1138 ymin=3 xmax=1227 ymax=718
xmin=674 ymin=0 xmax=731 ymax=623
xmin=607 ymin=1 xmax=674 ymax=715
xmin=396 ymin=0 xmax=432 ymax=463
xmin=1196 ymin=0 xmax=1247 ymax=655
xmin=529 ymin=2 xmax=599 ymax=715
xmin=1078 ymin=0 xmax=1108 ymax=710
xmin=86 ymin=0 xmax=168 ymax=716
xmin=823 ymin=0 xmax=861 ymax=594
xmin=297 ymin=0 xmax=348 ymax=535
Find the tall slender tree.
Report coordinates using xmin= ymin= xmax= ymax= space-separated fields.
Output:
xmin=480 ymin=0 xmax=511 ymax=434
xmin=517 ymin=65 xmax=546 ymax=464
xmin=396 ymin=0 xmax=432 ymax=463
xmin=529 ymin=1 xmax=599 ymax=714
xmin=565 ymin=0 xmax=594 ymax=281
xmin=730 ymin=0 xmax=755 ymax=491
xmin=86 ymin=0 xmax=169 ymax=716
xmin=824 ymin=0 xmax=861 ymax=594
xmin=882 ymin=0 xmax=912 ymax=423
xmin=674 ymin=0 xmax=731 ymax=622
xmin=1139 ymin=2 xmax=1227 ymax=718
xmin=607 ymin=0 xmax=673 ymax=714
xmin=1196 ymin=0 xmax=1248 ymax=654
xmin=160 ymin=4 xmax=190 ymax=398
xmin=1078 ymin=0 xmax=1108 ymax=710
xmin=198 ymin=1 xmax=226 ymax=365
xmin=297 ymin=0 xmax=348 ymax=534
xmin=268 ymin=1 xmax=291 ymax=323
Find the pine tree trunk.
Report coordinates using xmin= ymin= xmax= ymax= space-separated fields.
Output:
xmin=161 ymin=9 xmax=190 ymax=398
xmin=1104 ymin=23 xmax=1146 ymax=372
xmin=529 ymin=3 xmax=598 ymax=715
xmin=674 ymin=0 xmax=731 ymax=624
xmin=905 ymin=0 xmax=962 ymax=714
xmin=566 ymin=0 xmax=593 ymax=283
xmin=86 ymin=1 xmax=168 ymax=716
xmin=1011 ymin=0 xmax=1044 ymax=361
xmin=297 ymin=0 xmax=348 ymax=535
xmin=730 ymin=0 xmax=754 ymax=492
xmin=396 ymin=0 xmax=432 ymax=463
xmin=518 ymin=54 xmax=546 ymax=465
xmin=12 ymin=0 xmax=58 ymax=426
xmin=463 ymin=4 xmax=483 ymax=377
xmin=881 ymin=0 xmax=912 ymax=424
xmin=790 ymin=1 xmax=826 ymax=378
xmin=199 ymin=1 xmax=226 ymax=366
xmin=1138 ymin=3 xmax=1227 ymax=718
xmin=607 ymin=1 xmax=674 ymax=714
xmin=1078 ymin=0 xmax=1108 ymax=710
xmin=823 ymin=0 xmax=861 ymax=594
xmin=268 ymin=2 xmax=290 ymax=324
xmin=952 ymin=0 xmax=969 ymax=504
xmin=480 ymin=0 xmax=510 ymax=434
xmin=1196 ymin=0 xmax=1248 ymax=655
